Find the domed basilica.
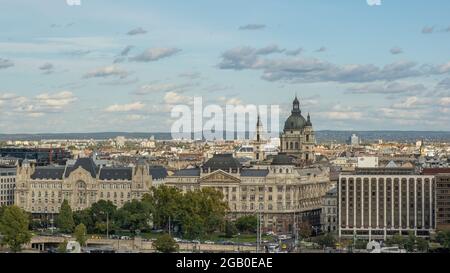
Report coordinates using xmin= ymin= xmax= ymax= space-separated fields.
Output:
xmin=280 ymin=97 xmax=316 ymax=163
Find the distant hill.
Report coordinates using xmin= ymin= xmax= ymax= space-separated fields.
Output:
xmin=1 ymin=131 xmax=450 ymax=143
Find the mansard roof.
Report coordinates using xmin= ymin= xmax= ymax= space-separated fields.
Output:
xmin=149 ymin=165 xmax=168 ymax=180
xmin=203 ymin=154 xmax=242 ymax=171
xmin=240 ymin=169 xmax=269 ymax=177
xmin=65 ymin=157 xmax=99 ymax=178
xmin=271 ymin=153 xmax=295 ymax=165
xmin=99 ymin=167 xmax=132 ymax=180
xmin=172 ymin=168 xmax=201 ymax=177
xmin=31 ymin=167 xmax=65 ymax=180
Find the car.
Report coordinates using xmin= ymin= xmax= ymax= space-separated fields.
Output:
xmin=266 ymin=231 xmax=276 ymax=236
xmin=223 ymin=241 xmax=234 ymax=245
xmin=174 ymin=237 xmax=182 ymax=242
xmin=192 ymin=240 xmax=201 ymax=244
xmin=204 ymin=240 xmax=215 ymax=245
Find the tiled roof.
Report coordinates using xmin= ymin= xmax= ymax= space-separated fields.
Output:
xmin=240 ymin=169 xmax=269 ymax=177
xmin=172 ymin=168 xmax=201 ymax=177
xmin=65 ymin=157 xmax=98 ymax=178
xmin=149 ymin=166 xmax=168 ymax=180
xmin=99 ymin=167 xmax=132 ymax=180
xmin=31 ymin=167 xmax=65 ymax=180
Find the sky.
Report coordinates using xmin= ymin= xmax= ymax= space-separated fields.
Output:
xmin=0 ymin=0 xmax=450 ymax=134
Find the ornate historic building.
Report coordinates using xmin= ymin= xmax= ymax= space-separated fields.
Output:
xmin=165 ymin=153 xmax=330 ymax=233
xmin=280 ymin=97 xmax=315 ymax=163
xmin=14 ymin=158 xmax=167 ymax=214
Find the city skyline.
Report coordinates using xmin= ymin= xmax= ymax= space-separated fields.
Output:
xmin=1 ymin=0 xmax=450 ymax=134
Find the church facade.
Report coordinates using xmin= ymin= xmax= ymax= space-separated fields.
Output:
xmin=280 ymin=97 xmax=316 ymax=163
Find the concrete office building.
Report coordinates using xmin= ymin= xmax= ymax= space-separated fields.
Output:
xmin=338 ymin=172 xmax=436 ymax=239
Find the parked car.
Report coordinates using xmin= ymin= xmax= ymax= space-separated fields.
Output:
xmin=204 ymin=240 xmax=215 ymax=245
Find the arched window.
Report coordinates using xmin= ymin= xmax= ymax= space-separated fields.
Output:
xmin=295 ymin=142 xmax=299 ymax=149
xmin=76 ymin=181 xmax=86 ymax=189
xmin=290 ymin=142 xmax=293 ymax=150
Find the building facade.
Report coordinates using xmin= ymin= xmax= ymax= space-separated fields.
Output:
xmin=321 ymin=187 xmax=337 ymax=233
xmin=422 ymin=169 xmax=450 ymax=231
xmin=165 ymin=153 xmax=330 ymax=234
xmin=14 ymin=158 xmax=167 ymax=214
xmin=280 ymin=97 xmax=315 ymax=163
xmin=338 ymin=173 xmax=436 ymax=239
xmin=0 ymin=168 xmax=16 ymax=206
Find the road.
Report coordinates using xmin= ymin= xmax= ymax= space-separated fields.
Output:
xmin=28 ymin=236 xmax=257 ymax=253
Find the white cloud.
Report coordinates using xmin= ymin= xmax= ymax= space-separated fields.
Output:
xmin=164 ymin=91 xmax=191 ymax=105
xmin=135 ymin=82 xmax=195 ymax=95
xmin=439 ymin=97 xmax=450 ymax=106
xmin=35 ymin=91 xmax=77 ymax=109
xmin=104 ymin=102 xmax=145 ymax=112
xmin=130 ymin=47 xmax=181 ymax=62
xmin=83 ymin=65 xmax=129 ymax=79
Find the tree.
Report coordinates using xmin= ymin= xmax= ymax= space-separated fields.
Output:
xmin=58 ymin=240 xmax=68 ymax=253
xmin=298 ymin=221 xmax=312 ymax=239
xmin=144 ymin=186 xmax=183 ymax=230
xmin=436 ymin=231 xmax=450 ymax=249
xmin=153 ymin=233 xmax=179 ymax=253
xmin=354 ymin=239 xmax=368 ymax=250
xmin=0 ymin=206 xmax=32 ymax=252
xmin=236 ymin=216 xmax=257 ymax=233
xmin=74 ymin=223 xmax=87 ymax=247
xmin=225 ymin=221 xmax=238 ymax=238
xmin=315 ymin=233 xmax=337 ymax=248
xmin=56 ymin=200 xmax=75 ymax=233
xmin=73 ymin=208 xmax=94 ymax=233
xmin=90 ymin=200 xmax=117 ymax=234
xmin=386 ymin=234 xmax=406 ymax=248
xmin=178 ymin=188 xmax=228 ymax=239
xmin=404 ymin=233 xmax=416 ymax=252
xmin=115 ymin=199 xmax=152 ymax=231
xmin=416 ymin=237 xmax=429 ymax=252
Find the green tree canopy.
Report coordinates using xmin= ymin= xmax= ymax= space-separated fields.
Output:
xmin=315 ymin=233 xmax=337 ymax=248
xmin=152 ymin=233 xmax=179 ymax=253
xmin=73 ymin=200 xmax=117 ymax=234
xmin=235 ymin=215 xmax=257 ymax=233
xmin=115 ymin=199 xmax=152 ymax=231
xmin=224 ymin=221 xmax=238 ymax=238
xmin=56 ymin=199 xmax=75 ymax=233
xmin=436 ymin=230 xmax=450 ymax=249
xmin=144 ymin=186 xmax=183 ymax=230
xmin=0 ymin=206 xmax=32 ymax=252
xmin=74 ymin=223 xmax=87 ymax=247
